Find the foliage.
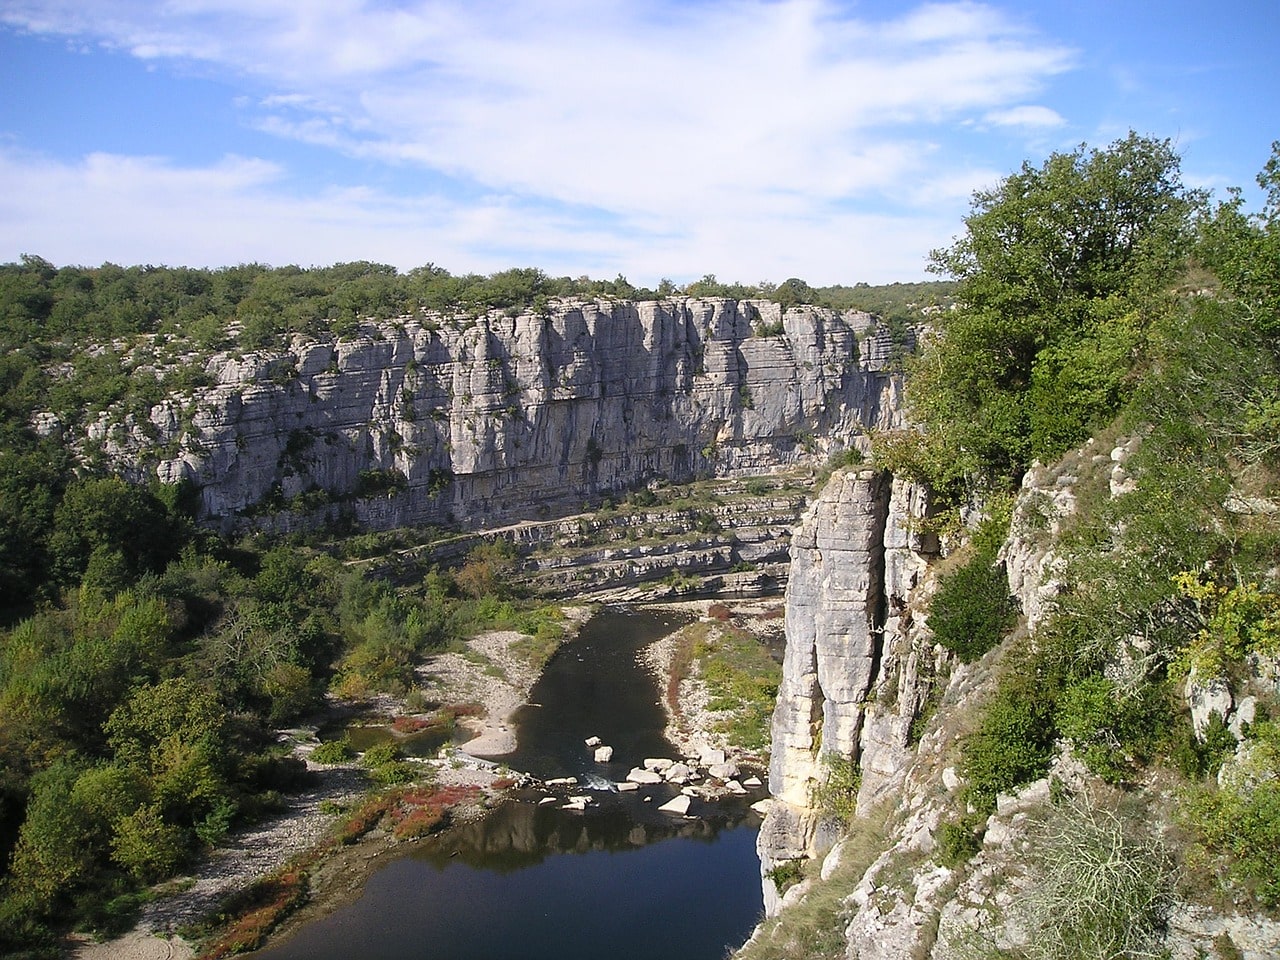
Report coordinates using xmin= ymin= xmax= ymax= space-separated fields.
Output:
xmin=1022 ymin=795 xmax=1174 ymax=960
xmin=929 ymin=546 xmax=1016 ymax=663
xmin=960 ymin=645 xmax=1058 ymax=812
xmin=694 ymin=623 xmax=781 ymax=751
xmin=310 ymin=738 xmax=356 ymax=764
xmin=1185 ymin=722 xmax=1280 ymax=907
xmin=910 ymin=133 xmax=1201 ymax=497
xmin=812 ymin=753 xmax=861 ymax=825
xmin=1172 ymin=574 xmax=1280 ymax=680
xmin=935 ymin=815 xmax=985 ymax=868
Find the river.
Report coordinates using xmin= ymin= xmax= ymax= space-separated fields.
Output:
xmin=251 ymin=607 xmax=766 ymax=960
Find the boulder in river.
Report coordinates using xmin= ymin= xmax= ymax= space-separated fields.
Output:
xmin=594 ymin=745 xmax=614 ymax=763
xmin=658 ymin=795 xmax=692 ymax=816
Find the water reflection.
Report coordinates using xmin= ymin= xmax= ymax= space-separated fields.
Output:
xmin=250 ymin=605 xmax=764 ymax=960
xmin=416 ymin=790 xmax=760 ymax=873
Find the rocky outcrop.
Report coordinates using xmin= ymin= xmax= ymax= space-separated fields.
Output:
xmin=85 ymin=298 xmax=901 ymax=531
xmin=749 ymin=443 xmax=1280 ymax=960
xmin=757 ymin=468 xmax=941 ymax=915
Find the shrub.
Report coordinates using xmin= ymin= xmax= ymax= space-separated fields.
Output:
xmin=936 ymin=815 xmax=985 ymax=868
xmin=310 ymin=737 xmax=356 ymax=764
xmin=930 ymin=550 xmax=1016 ymax=662
xmin=812 ymin=753 xmax=860 ymax=825
xmin=1022 ymin=796 xmax=1173 ymax=960
xmin=961 ymin=649 xmax=1057 ymax=811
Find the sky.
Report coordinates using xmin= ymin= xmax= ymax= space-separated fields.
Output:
xmin=0 ymin=1 xmax=1277 ymax=287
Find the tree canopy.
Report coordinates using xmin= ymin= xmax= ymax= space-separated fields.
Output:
xmin=898 ymin=133 xmax=1202 ymax=495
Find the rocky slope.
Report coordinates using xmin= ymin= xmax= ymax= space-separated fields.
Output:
xmin=80 ymin=298 xmax=904 ymax=531
xmin=751 ymin=455 xmax=1280 ymax=960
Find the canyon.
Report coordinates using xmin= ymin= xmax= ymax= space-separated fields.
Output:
xmin=56 ymin=295 xmax=1280 ymax=959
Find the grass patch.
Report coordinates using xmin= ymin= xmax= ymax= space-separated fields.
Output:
xmin=696 ymin=623 xmax=781 ymax=752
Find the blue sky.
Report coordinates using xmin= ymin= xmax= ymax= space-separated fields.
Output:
xmin=1 ymin=1 xmax=1276 ymax=286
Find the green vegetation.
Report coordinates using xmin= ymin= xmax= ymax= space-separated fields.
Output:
xmin=812 ymin=753 xmax=860 ymax=826
xmin=0 ymin=493 xmax=565 ymax=954
xmin=880 ymin=135 xmax=1280 ymax=926
xmin=927 ymin=506 xmax=1016 ymax=662
xmin=888 ymin=133 xmax=1202 ymax=503
xmin=694 ymin=619 xmax=781 ymax=752
xmin=1021 ymin=795 xmax=1174 ymax=960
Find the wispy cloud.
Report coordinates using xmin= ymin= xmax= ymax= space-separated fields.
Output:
xmin=0 ymin=1 xmax=1078 ymax=281
xmin=983 ymin=104 xmax=1066 ymax=128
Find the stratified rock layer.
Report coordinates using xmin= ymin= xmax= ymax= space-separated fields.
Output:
xmin=89 ymin=298 xmax=901 ymax=530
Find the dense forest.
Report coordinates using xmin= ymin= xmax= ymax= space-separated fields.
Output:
xmin=2 ymin=128 xmax=1279 ymax=959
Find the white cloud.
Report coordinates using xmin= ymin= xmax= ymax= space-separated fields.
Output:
xmin=0 ymin=1 xmax=1078 ymax=280
xmin=983 ymin=104 xmax=1067 ymax=128
xmin=0 ymin=146 xmax=953 ymax=284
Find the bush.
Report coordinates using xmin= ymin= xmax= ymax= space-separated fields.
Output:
xmin=812 ymin=753 xmax=860 ymax=825
xmin=961 ymin=650 xmax=1057 ymax=811
xmin=930 ymin=551 xmax=1016 ymax=662
xmin=936 ymin=815 xmax=985 ymax=868
xmin=1022 ymin=796 xmax=1173 ymax=960
xmin=311 ymin=737 xmax=356 ymax=764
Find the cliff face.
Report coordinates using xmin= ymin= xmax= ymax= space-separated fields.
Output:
xmin=751 ymin=452 xmax=1280 ymax=960
xmin=756 ymin=467 xmax=939 ymax=915
xmin=87 ymin=298 xmax=901 ymax=530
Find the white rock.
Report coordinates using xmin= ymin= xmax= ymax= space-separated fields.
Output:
xmin=546 ymin=776 xmax=578 ymax=787
xmin=708 ymin=761 xmax=740 ymax=779
xmin=658 ymin=794 xmax=691 ymax=815
xmin=644 ymin=758 xmax=674 ymax=772
xmin=585 ymin=736 xmax=602 ymax=747
xmin=538 ymin=797 xmax=557 ymax=805
xmin=742 ymin=776 xmax=762 ymax=788
xmin=593 ymin=745 xmax=614 ymax=763
xmin=626 ymin=768 xmax=663 ymax=785
xmin=942 ymin=766 xmax=961 ymax=792
xmin=1230 ymin=695 xmax=1258 ymax=740
xmin=663 ymin=762 xmax=693 ymax=783
xmin=725 ymin=780 xmax=748 ymax=795
xmin=750 ymin=799 xmax=772 ymax=816
xmin=698 ymin=746 xmax=727 ymax=766
xmin=615 ymin=781 xmax=639 ymax=792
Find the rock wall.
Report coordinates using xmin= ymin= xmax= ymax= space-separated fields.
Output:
xmin=749 ymin=445 xmax=1280 ymax=960
xmin=87 ymin=298 xmax=901 ymax=531
xmin=756 ymin=468 xmax=940 ymax=915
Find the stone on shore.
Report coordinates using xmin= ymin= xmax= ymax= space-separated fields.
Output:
xmin=708 ymin=761 xmax=739 ymax=780
xmin=698 ymin=746 xmax=726 ymax=766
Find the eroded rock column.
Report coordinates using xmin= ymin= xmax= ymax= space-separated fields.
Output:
xmin=758 ymin=467 xmax=891 ymax=913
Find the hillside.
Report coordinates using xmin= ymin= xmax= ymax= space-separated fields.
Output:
xmin=745 ymin=135 xmax=1280 ymax=960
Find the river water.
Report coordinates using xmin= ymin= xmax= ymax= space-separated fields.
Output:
xmin=252 ymin=607 xmax=766 ymax=960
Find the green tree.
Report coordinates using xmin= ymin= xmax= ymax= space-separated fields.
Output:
xmin=912 ymin=133 xmax=1200 ymax=493
xmin=47 ymin=477 xmax=182 ymax=590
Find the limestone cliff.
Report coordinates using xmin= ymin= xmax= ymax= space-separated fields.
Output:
xmin=84 ymin=298 xmax=901 ymax=531
xmin=749 ymin=451 xmax=1280 ymax=960
xmin=756 ymin=468 xmax=940 ymax=916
